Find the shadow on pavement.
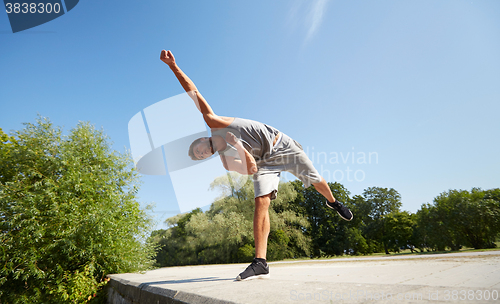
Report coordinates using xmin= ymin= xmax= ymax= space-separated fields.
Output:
xmin=140 ymin=276 xmax=234 ymax=285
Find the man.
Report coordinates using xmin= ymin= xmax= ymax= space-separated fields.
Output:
xmin=160 ymin=50 xmax=353 ymax=281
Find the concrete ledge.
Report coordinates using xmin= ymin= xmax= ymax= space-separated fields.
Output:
xmin=107 ymin=276 xmax=236 ymax=304
xmin=107 ymin=251 xmax=500 ymax=304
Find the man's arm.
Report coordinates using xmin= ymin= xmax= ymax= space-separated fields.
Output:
xmin=221 ymin=132 xmax=258 ymax=175
xmin=220 ymin=154 xmax=257 ymax=175
xmin=160 ymin=50 xmax=229 ymax=129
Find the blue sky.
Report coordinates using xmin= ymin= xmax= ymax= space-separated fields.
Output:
xmin=1 ymin=0 xmax=499 ymax=229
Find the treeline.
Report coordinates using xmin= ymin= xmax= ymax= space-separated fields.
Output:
xmin=150 ymin=173 xmax=500 ymax=267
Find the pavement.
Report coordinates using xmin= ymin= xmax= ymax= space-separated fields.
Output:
xmin=108 ymin=251 xmax=500 ymax=303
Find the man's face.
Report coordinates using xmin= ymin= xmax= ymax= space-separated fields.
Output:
xmin=193 ymin=138 xmax=213 ymax=160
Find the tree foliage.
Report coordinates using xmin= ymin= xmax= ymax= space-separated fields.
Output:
xmin=0 ymin=117 xmax=155 ymax=303
xmin=383 ymin=211 xmax=415 ymax=253
xmin=413 ymin=188 xmax=500 ymax=251
xmin=290 ymin=180 xmax=353 ymax=256
xmin=148 ymin=167 xmax=499 ymax=265
xmin=151 ymin=173 xmax=311 ymax=266
xmin=361 ymin=187 xmax=402 ymax=254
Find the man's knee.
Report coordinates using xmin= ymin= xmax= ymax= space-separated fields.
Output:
xmin=255 ymin=193 xmax=272 ymax=207
xmin=311 ymin=176 xmax=326 ymax=186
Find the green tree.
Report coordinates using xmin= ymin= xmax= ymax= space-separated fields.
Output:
xmin=151 ymin=174 xmax=311 ymax=266
xmin=291 ymin=181 xmax=351 ymax=256
xmin=414 ymin=203 xmax=452 ymax=251
xmin=383 ymin=211 xmax=415 ymax=253
xmin=411 ymin=205 xmax=432 ymax=251
xmin=266 ymin=181 xmax=311 ymax=260
xmin=434 ymin=188 xmax=500 ymax=249
xmin=348 ymin=194 xmax=381 ymax=254
xmin=0 ymin=117 xmax=155 ymax=303
xmin=0 ymin=128 xmax=17 ymax=183
xmin=344 ymin=227 xmax=370 ymax=255
xmin=414 ymin=188 xmax=500 ymax=251
xmin=362 ymin=187 xmax=402 ymax=254
xmin=149 ymin=208 xmax=203 ymax=267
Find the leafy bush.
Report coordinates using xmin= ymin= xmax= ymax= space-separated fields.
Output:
xmin=0 ymin=118 xmax=155 ymax=303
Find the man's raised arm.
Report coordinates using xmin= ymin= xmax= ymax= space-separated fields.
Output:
xmin=160 ymin=50 xmax=222 ymax=127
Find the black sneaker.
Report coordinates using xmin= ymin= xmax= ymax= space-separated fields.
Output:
xmin=236 ymin=258 xmax=270 ymax=281
xmin=326 ymin=200 xmax=353 ymax=221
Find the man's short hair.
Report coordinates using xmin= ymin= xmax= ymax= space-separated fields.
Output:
xmin=188 ymin=137 xmax=206 ymax=161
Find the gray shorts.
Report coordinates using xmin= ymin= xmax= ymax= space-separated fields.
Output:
xmin=253 ymin=133 xmax=321 ymax=200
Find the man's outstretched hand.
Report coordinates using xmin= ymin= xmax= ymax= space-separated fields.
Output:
xmin=160 ymin=50 xmax=175 ymax=66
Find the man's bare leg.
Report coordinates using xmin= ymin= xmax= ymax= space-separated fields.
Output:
xmin=312 ymin=177 xmax=336 ymax=202
xmin=236 ymin=193 xmax=272 ymax=280
xmin=254 ymin=193 xmax=272 ymax=259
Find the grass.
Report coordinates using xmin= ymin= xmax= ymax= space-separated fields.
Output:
xmin=281 ymin=241 xmax=500 ymax=262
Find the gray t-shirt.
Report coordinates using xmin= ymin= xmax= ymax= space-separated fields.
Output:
xmin=212 ymin=118 xmax=280 ymax=161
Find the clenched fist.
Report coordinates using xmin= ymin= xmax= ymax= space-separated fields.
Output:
xmin=160 ymin=50 xmax=175 ymax=66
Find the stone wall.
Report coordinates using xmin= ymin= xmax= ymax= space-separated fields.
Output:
xmin=107 ymin=276 xmax=235 ymax=304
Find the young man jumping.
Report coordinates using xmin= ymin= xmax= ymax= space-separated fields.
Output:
xmin=160 ymin=50 xmax=353 ymax=281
